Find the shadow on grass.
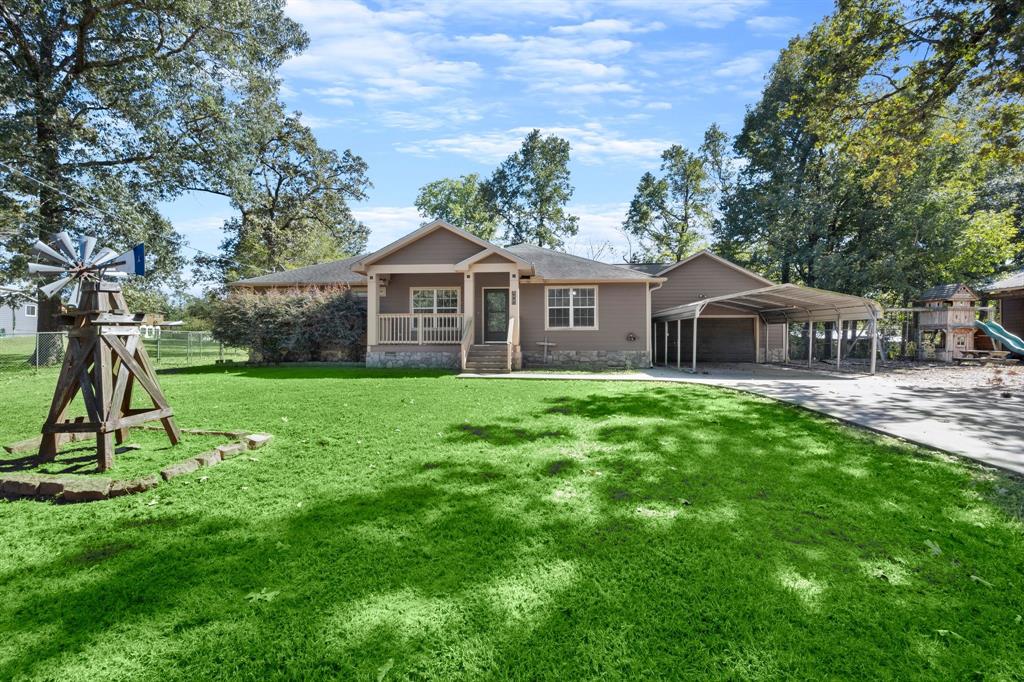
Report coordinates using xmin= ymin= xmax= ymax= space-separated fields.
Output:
xmin=2 ymin=383 xmax=1023 ymax=679
xmin=156 ymin=364 xmax=456 ymax=380
xmin=446 ymin=422 xmax=570 ymax=447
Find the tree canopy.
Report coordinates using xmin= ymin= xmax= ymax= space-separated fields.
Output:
xmin=482 ymin=130 xmax=579 ymax=249
xmin=414 ymin=173 xmax=498 ymax=240
xmin=0 ymin=0 xmax=306 ymax=320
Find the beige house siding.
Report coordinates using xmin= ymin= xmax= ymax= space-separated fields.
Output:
xmin=652 ymin=253 xmax=768 ymax=313
xmin=478 ymin=252 xmax=516 ymax=264
xmin=373 ymin=228 xmax=484 ymax=266
xmin=377 ymin=273 xmax=464 ymax=314
xmin=519 ymin=282 xmax=649 ymax=352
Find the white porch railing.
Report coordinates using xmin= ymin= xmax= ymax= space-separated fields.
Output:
xmin=378 ymin=313 xmax=465 ymax=344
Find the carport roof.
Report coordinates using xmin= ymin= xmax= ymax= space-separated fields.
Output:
xmin=653 ymin=283 xmax=882 ymax=323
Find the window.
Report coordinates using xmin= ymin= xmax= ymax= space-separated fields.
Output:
xmin=546 ymin=287 xmax=597 ymax=329
xmin=24 ymin=304 xmax=37 ymax=317
xmin=410 ymin=288 xmax=460 ymax=314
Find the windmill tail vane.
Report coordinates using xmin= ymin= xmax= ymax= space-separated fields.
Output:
xmin=28 ymin=232 xmax=145 ymax=307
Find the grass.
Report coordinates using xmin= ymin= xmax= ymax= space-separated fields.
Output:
xmin=0 ymin=366 xmax=1022 ymax=680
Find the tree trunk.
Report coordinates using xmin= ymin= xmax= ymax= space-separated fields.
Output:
xmin=34 ymin=92 xmax=68 ymax=362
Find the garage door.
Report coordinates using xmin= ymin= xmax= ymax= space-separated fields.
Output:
xmin=696 ymin=318 xmax=755 ymax=362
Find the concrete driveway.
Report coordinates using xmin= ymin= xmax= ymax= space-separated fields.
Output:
xmin=462 ymin=364 xmax=1024 ymax=476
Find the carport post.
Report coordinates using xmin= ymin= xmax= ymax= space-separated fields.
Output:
xmin=692 ymin=315 xmax=699 ymax=372
xmin=836 ymin=317 xmax=842 ymax=369
xmin=869 ymin=314 xmax=878 ymax=375
xmin=807 ymin=321 xmax=813 ymax=368
xmin=676 ymin=319 xmax=681 ymax=370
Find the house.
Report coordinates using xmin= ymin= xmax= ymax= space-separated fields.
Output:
xmin=984 ymin=270 xmax=1024 ymax=341
xmin=231 ymin=220 xmax=884 ymax=372
xmin=0 ymin=285 xmax=38 ymax=336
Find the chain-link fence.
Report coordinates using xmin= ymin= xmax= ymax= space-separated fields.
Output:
xmin=0 ymin=330 xmax=246 ymax=376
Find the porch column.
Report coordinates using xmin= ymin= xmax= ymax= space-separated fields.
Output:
xmin=367 ymin=271 xmax=379 ymax=345
xmin=510 ymin=271 xmax=520 ymax=346
xmin=464 ymin=271 xmax=475 ymax=345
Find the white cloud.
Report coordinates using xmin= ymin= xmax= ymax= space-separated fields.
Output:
xmin=551 ymin=19 xmax=665 ymax=35
xmin=713 ymin=49 xmax=778 ymax=78
xmin=354 ymin=206 xmax=425 ymax=250
xmin=744 ymin=15 xmax=800 ymax=35
xmin=397 ymin=123 xmax=671 ymax=165
xmin=355 ymin=202 xmax=635 ymax=260
xmin=283 ymin=0 xmax=481 ymax=103
xmin=174 ymin=215 xmax=228 ymax=235
xmin=604 ymin=0 xmax=765 ymax=28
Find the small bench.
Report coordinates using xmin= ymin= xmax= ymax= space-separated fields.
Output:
xmin=955 ymin=350 xmax=1018 ymax=365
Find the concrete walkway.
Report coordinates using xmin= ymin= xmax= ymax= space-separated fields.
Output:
xmin=460 ymin=364 xmax=1024 ymax=476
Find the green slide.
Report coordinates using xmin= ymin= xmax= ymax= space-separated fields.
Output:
xmin=975 ymin=319 xmax=1024 ymax=356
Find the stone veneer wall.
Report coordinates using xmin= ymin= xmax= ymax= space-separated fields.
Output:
xmin=521 ymin=349 xmax=649 ymax=370
xmin=366 ymin=350 xmax=460 ymax=369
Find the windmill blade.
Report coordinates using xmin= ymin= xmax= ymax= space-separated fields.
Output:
xmin=28 ymin=262 xmax=68 ymax=275
xmin=89 ymin=247 xmax=118 ymax=266
xmin=79 ymin=236 xmax=97 ymax=263
xmin=67 ymin=281 xmax=81 ymax=309
xmin=105 ymin=244 xmax=145 ymax=276
xmin=32 ymin=240 xmax=75 ymax=266
xmin=54 ymin=232 xmax=78 ymax=261
xmin=102 ymin=270 xmax=129 ymax=279
xmin=40 ymin=275 xmax=73 ymax=299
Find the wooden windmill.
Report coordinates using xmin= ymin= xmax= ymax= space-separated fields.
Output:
xmin=29 ymin=233 xmax=181 ymax=471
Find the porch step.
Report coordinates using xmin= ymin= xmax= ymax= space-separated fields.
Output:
xmin=465 ymin=344 xmax=510 ymax=373
xmin=464 ymin=363 xmax=508 ymax=373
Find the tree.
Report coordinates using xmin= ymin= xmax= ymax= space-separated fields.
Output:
xmin=622 ymin=143 xmax=715 ymax=262
xmin=482 ymin=130 xmax=579 ymax=248
xmin=715 ymin=36 xmax=1021 ymax=299
xmin=0 ymin=0 xmax=307 ymax=329
xmin=194 ymin=100 xmax=370 ymax=283
xmin=415 ymin=173 xmax=498 ymax=240
xmin=796 ymin=0 xmax=1024 ymax=190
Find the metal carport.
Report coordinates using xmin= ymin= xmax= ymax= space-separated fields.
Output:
xmin=653 ymin=283 xmax=884 ymax=374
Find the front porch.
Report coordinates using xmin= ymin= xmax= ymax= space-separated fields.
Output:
xmin=360 ymin=238 xmax=529 ymax=371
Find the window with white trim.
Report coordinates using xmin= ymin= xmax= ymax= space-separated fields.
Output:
xmin=546 ymin=287 xmax=597 ymax=329
xmin=24 ymin=304 xmax=37 ymax=317
xmin=411 ymin=288 xmax=460 ymax=314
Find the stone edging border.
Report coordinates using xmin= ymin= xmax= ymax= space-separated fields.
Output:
xmin=0 ymin=430 xmax=272 ymax=503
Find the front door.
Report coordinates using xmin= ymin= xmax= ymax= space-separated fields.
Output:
xmin=483 ymin=289 xmax=509 ymax=342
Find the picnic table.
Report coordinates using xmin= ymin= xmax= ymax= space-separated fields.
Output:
xmin=956 ymin=349 xmax=1017 ymax=365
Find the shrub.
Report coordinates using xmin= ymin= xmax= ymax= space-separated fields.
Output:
xmin=210 ymin=287 xmax=366 ymax=363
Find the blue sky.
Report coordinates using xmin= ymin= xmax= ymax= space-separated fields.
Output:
xmin=170 ymin=0 xmax=833 ymax=270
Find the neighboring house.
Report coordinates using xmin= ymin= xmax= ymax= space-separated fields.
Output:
xmin=231 ymin=220 xmax=884 ymax=372
xmin=984 ymin=270 xmax=1024 ymax=341
xmin=0 ymin=285 xmax=38 ymax=336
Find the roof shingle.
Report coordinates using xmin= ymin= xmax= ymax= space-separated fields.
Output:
xmin=505 ymin=244 xmax=656 ymax=281
xmin=229 ymin=255 xmax=367 ymax=287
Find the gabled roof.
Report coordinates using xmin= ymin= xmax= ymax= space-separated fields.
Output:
xmin=354 ymin=220 xmax=531 ymax=271
xmin=507 ymin=244 xmax=661 ymax=282
xmin=652 ymin=283 xmax=883 ymax=324
xmin=917 ymin=283 xmax=978 ymax=301
xmin=650 ymin=250 xmax=774 ymax=284
xmin=617 ymin=263 xmax=669 ymax=275
xmin=228 ymin=255 xmax=367 ymax=288
xmin=984 ymin=270 xmax=1024 ymax=295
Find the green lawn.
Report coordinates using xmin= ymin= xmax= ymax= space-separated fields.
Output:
xmin=1 ymin=367 xmax=1022 ymax=680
